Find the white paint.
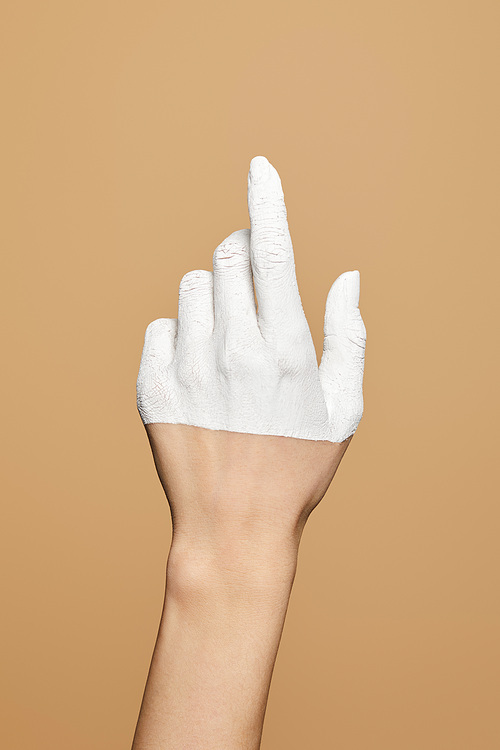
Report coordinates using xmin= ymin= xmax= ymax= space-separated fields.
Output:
xmin=137 ymin=156 xmax=366 ymax=443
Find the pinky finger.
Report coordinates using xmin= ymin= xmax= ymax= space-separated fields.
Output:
xmin=137 ymin=318 xmax=178 ymax=424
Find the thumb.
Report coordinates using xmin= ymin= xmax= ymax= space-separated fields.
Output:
xmin=319 ymin=270 xmax=366 ymax=442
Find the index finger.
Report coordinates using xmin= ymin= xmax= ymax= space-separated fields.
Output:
xmin=247 ymin=155 xmax=307 ymax=337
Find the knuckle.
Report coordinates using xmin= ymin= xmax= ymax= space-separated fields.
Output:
xmin=176 ymin=351 xmax=207 ymax=387
xmin=143 ymin=318 xmax=177 ymax=356
xmin=252 ymin=242 xmax=292 ymax=275
xmin=276 ymin=350 xmax=307 ymax=377
xmin=145 ymin=318 xmax=165 ymax=336
xmin=213 ymin=233 xmax=249 ymax=268
xmin=216 ymin=335 xmax=262 ymax=379
xmin=345 ymin=316 xmax=367 ymax=353
xmin=179 ymin=269 xmax=212 ymax=293
xmin=346 ymin=399 xmax=364 ymax=434
xmin=274 ymin=326 xmax=313 ymax=376
xmin=136 ymin=366 xmax=170 ymax=419
xmin=216 ymin=343 xmax=240 ymax=377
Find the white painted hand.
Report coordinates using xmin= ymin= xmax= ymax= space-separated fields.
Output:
xmin=137 ymin=156 xmax=366 ymax=443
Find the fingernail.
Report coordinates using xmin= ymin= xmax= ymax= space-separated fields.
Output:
xmin=250 ymin=155 xmax=270 ymax=184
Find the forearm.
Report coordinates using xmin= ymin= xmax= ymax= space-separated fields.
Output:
xmin=132 ymin=533 xmax=300 ymax=750
xmin=133 ymin=154 xmax=365 ymax=747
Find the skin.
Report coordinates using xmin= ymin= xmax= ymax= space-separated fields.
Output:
xmin=132 ymin=156 xmax=365 ymax=749
xmin=136 ymin=156 xmax=365 ymax=443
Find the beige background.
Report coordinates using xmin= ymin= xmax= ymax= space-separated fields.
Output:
xmin=1 ymin=1 xmax=499 ymax=748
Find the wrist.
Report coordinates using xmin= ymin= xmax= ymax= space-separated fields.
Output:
xmin=166 ymin=528 xmax=300 ymax=604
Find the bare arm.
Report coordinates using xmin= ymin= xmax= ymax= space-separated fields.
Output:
xmin=132 ymin=156 xmax=366 ymax=749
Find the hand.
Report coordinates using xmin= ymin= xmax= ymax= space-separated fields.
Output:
xmin=136 ymin=155 xmax=366 ymax=569
xmin=132 ymin=156 xmax=366 ymax=750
